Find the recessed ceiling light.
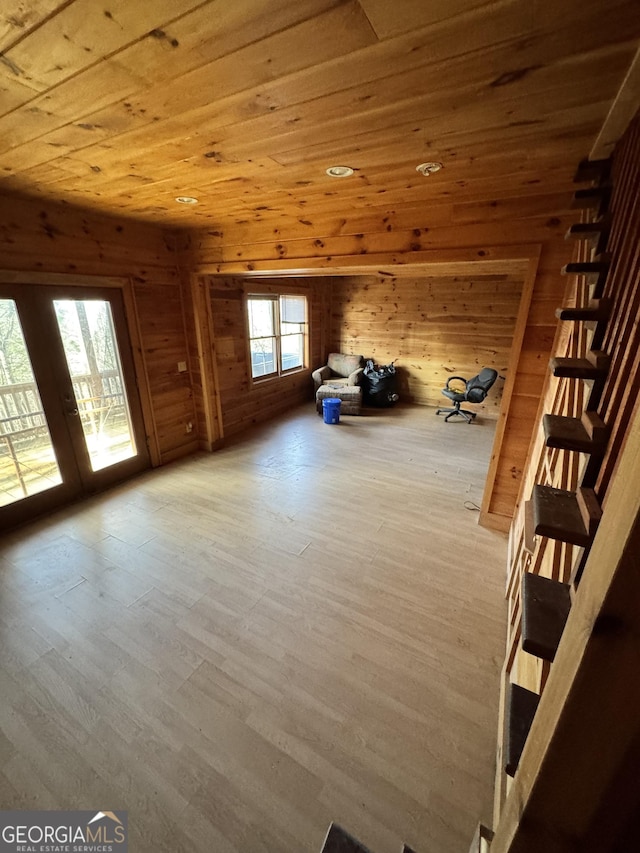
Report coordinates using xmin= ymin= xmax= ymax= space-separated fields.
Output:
xmin=175 ymin=196 xmax=199 ymax=204
xmin=326 ymin=165 xmax=354 ymax=178
xmin=416 ymin=162 xmax=443 ymax=176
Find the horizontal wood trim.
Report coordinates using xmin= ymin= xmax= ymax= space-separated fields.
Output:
xmin=0 ymin=270 xmax=128 ymax=287
xmin=198 ymin=247 xmax=536 ymax=277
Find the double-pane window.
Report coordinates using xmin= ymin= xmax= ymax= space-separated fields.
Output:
xmin=248 ymin=295 xmax=307 ymax=379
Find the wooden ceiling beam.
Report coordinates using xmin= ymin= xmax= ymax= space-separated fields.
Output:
xmin=212 ymin=219 xmax=570 ymax=265
xmin=198 ymin=243 xmax=536 ymax=276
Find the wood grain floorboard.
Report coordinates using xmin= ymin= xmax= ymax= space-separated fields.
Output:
xmin=0 ymin=404 xmax=507 ymax=853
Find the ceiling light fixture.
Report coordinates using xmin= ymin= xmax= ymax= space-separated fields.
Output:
xmin=325 ymin=165 xmax=354 ymax=178
xmin=175 ymin=196 xmax=199 ymax=204
xmin=416 ymin=161 xmax=443 ymax=176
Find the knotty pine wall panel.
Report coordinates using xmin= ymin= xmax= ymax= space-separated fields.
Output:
xmin=131 ymin=281 xmax=197 ymax=462
xmin=207 ymin=275 xmax=330 ymax=438
xmin=484 ymin=240 xmax=578 ymax=521
xmin=179 ymin=271 xmax=212 ymax=450
xmin=191 ymin=198 xmax=579 ymax=525
xmin=0 ymin=192 xmax=197 ymax=464
xmin=330 ymin=273 xmax=523 ymax=413
xmin=194 ymin=211 xmax=572 ymax=269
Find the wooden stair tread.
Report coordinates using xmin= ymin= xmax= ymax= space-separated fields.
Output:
xmin=542 ymin=412 xmax=607 ymax=454
xmin=565 ymin=221 xmax=610 ymax=253
xmin=467 ymin=824 xmax=494 ymax=853
xmin=550 ymin=350 xmax=610 ymax=379
xmin=321 ymin=823 xmax=374 ymax=853
xmin=521 ymin=573 xmax=571 ymax=662
xmin=562 ymin=259 xmax=610 ymax=276
xmin=532 ymin=485 xmax=602 ymax=547
xmin=571 ymin=185 xmax=611 ymax=214
xmin=550 ymin=358 xmax=604 ymax=379
xmin=561 ymin=258 xmax=611 ymax=293
xmin=555 ymin=298 xmax=610 ymax=322
xmin=564 ymin=216 xmax=611 ymax=243
xmin=573 ymin=157 xmax=611 ymax=183
xmin=505 ymin=684 xmax=540 ymax=777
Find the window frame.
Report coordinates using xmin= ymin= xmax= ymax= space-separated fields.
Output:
xmin=245 ymin=291 xmax=309 ymax=382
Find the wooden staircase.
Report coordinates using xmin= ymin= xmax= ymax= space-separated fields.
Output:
xmin=482 ymin=113 xmax=640 ymax=853
xmin=320 ymin=821 xmax=491 ymax=853
xmin=319 ymin=823 xmax=420 ymax=853
xmin=503 ymin=155 xmax=615 ymax=781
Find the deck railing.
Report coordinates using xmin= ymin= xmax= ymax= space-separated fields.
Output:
xmin=0 ymin=371 xmax=126 ymax=498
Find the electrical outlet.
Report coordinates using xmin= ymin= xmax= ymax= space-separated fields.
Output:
xmin=177 ymin=361 xmax=187 ymax=373
xmin=186 ymin=422 xmax=193 ymax=433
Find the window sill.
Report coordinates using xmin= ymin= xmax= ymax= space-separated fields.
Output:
xmin=251 ymin=367 xmax=307 ymax=386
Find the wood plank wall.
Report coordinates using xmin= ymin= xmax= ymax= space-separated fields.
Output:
xmin=483 ymin=236 xmax=577 ymax=525
xmin=191 ymin=195 xmax=579 ymax=525
xmin=329 ymin=273 xmax=524 ymax=413
xmin=0 ymin=192 xmax=197 ymax=464
xmin=180 ymin=267 xmax=216 ymax=451
xmin=492 ymin=111 xmax=640 ymax=842
xmin=205 ymin=275 xmax=330 ymax=438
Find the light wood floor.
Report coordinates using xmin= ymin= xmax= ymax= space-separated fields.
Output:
xmin=0 ymin=404 xmax=507 ymax=853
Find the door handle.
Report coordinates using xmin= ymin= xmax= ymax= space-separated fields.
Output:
xmin=62 ymin=392 xmax=78 ymax=415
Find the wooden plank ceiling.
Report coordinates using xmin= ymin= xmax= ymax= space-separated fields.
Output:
xmin=1 ymin=0 xmax=639 ymax=232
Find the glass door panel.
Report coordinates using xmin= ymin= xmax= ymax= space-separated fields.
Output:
xmin=1 ymin=283 xmax=150 ymax=531
xmin=0 ymin=299 xmax=62 ymax=507
xmin=53 ymin=299 xmax=137 ymax=472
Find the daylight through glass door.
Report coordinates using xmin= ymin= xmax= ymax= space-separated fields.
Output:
xmin=53 ymin=299 xmax=137 ymax=472
xmin=0 ymin=299 xmax=63 ymax=507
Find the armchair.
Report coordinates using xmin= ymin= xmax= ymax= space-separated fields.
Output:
xmin=312 ymin=353 xmax=364 ymax=392
xmin=436 ymin=368 xmax=498 ymax=423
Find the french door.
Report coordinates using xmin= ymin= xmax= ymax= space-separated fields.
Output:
xmin=0 ymin=284 xmax=150 ymax=529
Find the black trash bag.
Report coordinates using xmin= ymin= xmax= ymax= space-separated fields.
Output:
xmin=363 ymin=359 xmax=400 ymax=407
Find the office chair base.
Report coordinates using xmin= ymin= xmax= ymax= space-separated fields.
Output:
xmin=436 ymin=405 xmax=477 ymax=423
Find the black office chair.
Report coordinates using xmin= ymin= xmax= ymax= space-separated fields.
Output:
xmin=436 ymin=368 xmax=499 ymax=423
